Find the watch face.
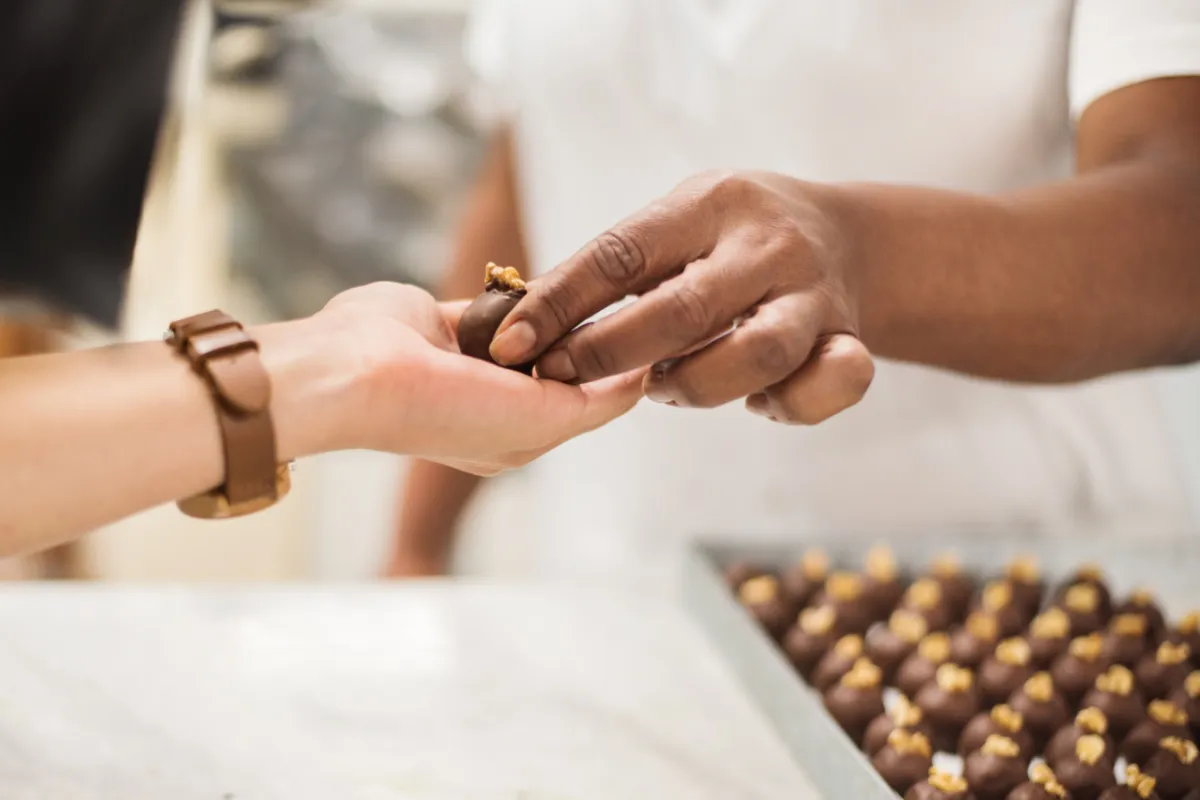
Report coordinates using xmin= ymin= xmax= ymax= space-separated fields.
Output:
xmin=0 ymin=0 xmax=189 ymax=326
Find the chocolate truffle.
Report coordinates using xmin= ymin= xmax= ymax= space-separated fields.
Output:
xmin=1104 ymin=615 xmax=1153 ymax=669
xmin=930 ymin=554 xmax=976 ymax=620
xmin=1054 ymin=565 xmax=1114 ymax=618
xmin=1167 ymin=672 xmax=1200 ymax=740
xmin=737 ymin=575 xmax=796 ymax=640
xmin=1052 ymin=634 xmax=1108 ymax=706
xmin=723 ymin=561 xmax=766 ymax=590
xmin=1005 ymin=556 xmax=1046 ymax=617
xmin=916 ymin=663 xmax=983 ymax=751
xmin=1031 ymin=609 xmax=1076 ymax=669
xmin=1047 ymin=707 xmax=1117 ymax=770
xmin=976 ymin=581 xmax=1031 ymax=638
xmin=982 ymin=638 xmax=1038 ymax=707
xmin=953 ymin=613 xmax=1004 ymax=670
xmin=960 ymin=704 xmax=1037 ymax=761
xmin=903 ymin=578 xmax=956 ymax=632
xmin=783 ymin=605 xmax=839 ymax=678
xmin=873 ymin=729 xmax=936 ymax=794
xmin=1010 ymin=672 xmax=1073 ymax=750
xmin=899 ymin=632 xmax=954 ymax=698
xmin=863 ymin=545 xmax=906 ymax=617
xmin=780 ymin=549 xmax=829 ymax=608
xmin=909 ymin=769 xmax=978 ymax=800
xmin=457 ymin=264 xmax=534 ymax=373
xmin=1114 ymin=590 xmax=1166 ymax=642
xmin=866 ymin=695 xmax=936 ymax=756
xmin=1057 ymin=734 xmax=1118 ymax=800
xmin=1008 ymin=763 xmax=1072 ymax=800
xmin=1099 ymin=765 xmax=1163 ymax=800
xmin=823 ymin=658 xmax=886 ymax=746
xmin=1145 ymin=738 xmax=1200 ymax=800
xmin=1122 ymin=700 xmax=1192 ymax=767
xmin=868 ymin=610 xmax=931 ymax=684
xmin=1164 ymin=613 xmax=1200 ymax=668
xmin=1138 ymin=643 xmax=1195 ymax=701
xmin=813 ymin=634 xmax=866 ymax=692
xmin=1056 ymin=584 xmax=1108 ymax=638
xmin=1082 ymin=665 xmax=1146 ymax=741
xmin=965 ymin=734 xmax=1030 ymax=800
xmin=813 ymin=571 xmax=875 ymax=635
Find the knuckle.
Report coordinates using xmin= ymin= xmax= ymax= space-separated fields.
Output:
xmin=666 ymin=282 xmax=714 ymax=338
xmin=532 ymin=275 xmax=583 ymax=333
xmin=749 ymin=329 xmax=802 ymax=379
xmin=835 ymin=343 xmax=876 ymax=400
xmin=568 ymin=335 xmax=621 ymax=380
xmin=700 ymin=171 xmax=758 ymax=211
xmin=587 ymin=229 xmax=647 ymax=290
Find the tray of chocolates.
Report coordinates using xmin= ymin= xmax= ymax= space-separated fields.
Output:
xmin=683 ymin=538 xmax=1200 ymax=800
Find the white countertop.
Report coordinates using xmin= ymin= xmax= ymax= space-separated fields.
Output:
xmin=0 ymin=583 xmax=816 ymax=799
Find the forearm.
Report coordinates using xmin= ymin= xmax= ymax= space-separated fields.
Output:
xmin=389 ymin=459 xmax=484 ymax=573
xmin=838 ymin=158 xmax=1200 ymax=382
xmin=0 ymin=318 xmax=353 ymax=554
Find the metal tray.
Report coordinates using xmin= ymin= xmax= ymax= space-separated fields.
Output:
xmin=682 ymin=535 xmax=1200 ymax=800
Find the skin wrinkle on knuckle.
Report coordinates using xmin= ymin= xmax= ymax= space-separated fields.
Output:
xmin=666 ymin=282 xmax=714 ymax=341
xmin=531 ymin=277 xmax=580 ymax=335
xmin=589 ymin=229 xmax=648 ymax=290
xmin=568 ymin=333 xmax=621 ymax=380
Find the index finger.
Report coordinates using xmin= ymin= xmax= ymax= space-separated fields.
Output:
xmin=488 ymin=197 xmax=718 ymax=366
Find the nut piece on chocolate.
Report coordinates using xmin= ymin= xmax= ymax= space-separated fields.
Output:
xmin=1046 ymin=707 xmax=1116 ymax=770
xmin=964 ymin=734 xmax=1030 ymax=800
xmin=872 ymin=728 xmax=935 ymax=795
xmin=917 ymin=663 xmax=983 ymax=752
xmin=1103 ymin=614 xmax=1153 ymax=669
xmin=1167 ymin=671 xmax=1200 ymax=740
xmin=1099 ymin=765 xmax=1164 ymax=800
xmin=813 ymin=571 xmax=875 ymax=635
xmin=1010 ymin=672 xmax=1072 ymax=750
xmin=1055 ymin=583 xmax=1108 ymax=638
xmin=1145 ymin=737 xmax=1200 ymax=800
xmin=737 ymin=575 xmax=795 ymax=640
xmin=953 ymin=612 xmax=1004 ymax=670
xmin=1138 ymin=643 xmax=1194 ymax=701
xmin=1004 ymin=556 xmax=1045 ymax=617
xmin=929 ymin=554 xmax=975 ymax=619
xmin=902 ymin=578 xmax=955 ymax=632
xmin=812 ymin=634 xmax=866 ymax=692
xmin=781 ymin=549 xmax=829 ymax=607
xmin=1053 ymin=565 xmax=1114 ymax=618
xmin=862 ymin=545 xmax=906 ymax=617
xmin=909 ymin=767 xmax=979 ymax=800
xmin=1122 ymin=700 xmax=1192 ymax=768
xmin=1052 ymin=634 xmax=1108 ymax=706
xmin=973 ymin=581 xmax=1029 ymax=638
xmin=1080 ymin=665 xmax=1147 ymax=742
xmin=898 ymin=632 xmax=954 ymax=698
xmin=867 ymin=609 xmax=930 ymax=684
xmin=980 ymin=638 xmax=1038 ymax=707
xmin=784 ymin=605 xmax=839 ymax=678
xmin=457 ymin=263 xmax=533 ymax=373
xmin=1030 ymin=608 xmax=1074 ymax=669
xmin=865 ymin=695 xmax=935 ymax=756
xmin=1114 ymin=589 xmax=1166 ymax=641
xmin=822 ymin=658 xmax=886 ymax=746
xmin=960 ymin=704 xmax=1036 ymax=760
xmin=1163 ymin=612 xmax=1200 ymax=669
xmin=1008 ymin=763 xmax=1072 ymax=800
xmin=1056 ymin=734 xmax=1118 ymax=800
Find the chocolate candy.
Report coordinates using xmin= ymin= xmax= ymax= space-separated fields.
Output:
xmin=909 ymin=768 xmax=979 ymax=800
xmin=813 ymin=571 xmax=875 ymax=635
xmin=916 ymin=663 xmax=983 ymax=751
xmin=1046 ymin=707 xmax=1117 ymax=770
xmin=965 ymin=734 xmax=1030 ymax=800
xmin=737 ymin=575 xmax=795 ymax=640
xmin=1138 ymin=643 xmax=1194 ymax=701
xmin=813 ymin=634 xmax=866 ymax=692
xmin=1054 ymin=565 xmax=1114 ymax=618
xmin=862 ymin=545 xmax=905 ymax=617
xmin=1010 ymin=672 xmax=1072 ymax=750
xmin=1103 ymin=615 xmax=1153 ymax=669
xmin=780 ymin=549 xmax=829 ymax=608
xmin=953 ymin=613 xmax=1003 ymax=670
xmin=981 ymin=638 xmax=1038 ymax=707
xmin=1008 ymin=764 xmax=1072 ymax=800
xmin=930 ymin=554 xmax=975 ymax=620
xmin=976 ymin=581 xmax=1031 ymax=638
xmin=898 ymin=632 xmax=954 ymax=698
xmin=1052 ymin=634 xmax=1108 ymax=707
xmin=1167 ymin=672 xmax=1200 ymax=740
xmin=457 ymin=264 xmax=534 ymax=373
xmin=960 ymin=704 xmax=1037 ymax=761
xmin=783 ymin=605 xmax=838 ymax=678
xmin=1145 ymin=738 xmax=1200 ymax=800
xmin=902 ymin=578 xmax=955 ymax=632
xmin=1114 ymin=590 xmax=1166 ymax=642
xmin=1030 ymin=609 xmax=1075 ymax=669
xmin=873 ymin=729 xmax=935 ymax=794
xmin=1122 ymin=700 xmax=1192 ymax=766
xmin=865 ymin=695 xmax=935 ymax=756
xmin=1099 ymin=765 xmax=1164 ymax=800
xmin=1057 ymin=584 xmax=1108 ymax=638
xmin=1081 ymin=665 xmax=1146 ymax=741
xmin=1004 ymin=556 xmax=1046 ymax=617
xmin=1056 ymin=734 xmax=1118 ymax=800
xmin=1164 ymin=613 xmax=1200 ymax=668
xmin=867 ymin=610 xmax=931 ymax=684
xmin=823 ymin=658 xmax=886 ymax=746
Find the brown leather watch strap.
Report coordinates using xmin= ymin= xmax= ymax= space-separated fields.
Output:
xmin=167 ymin=310 xmax=279 ymax=508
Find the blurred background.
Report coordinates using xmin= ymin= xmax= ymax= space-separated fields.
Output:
xmin=0 ymin=0 xmax=533 ymax=582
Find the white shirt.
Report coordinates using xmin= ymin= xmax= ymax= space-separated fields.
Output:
xmin=465 ymin=0 xmax=1200 ymax=592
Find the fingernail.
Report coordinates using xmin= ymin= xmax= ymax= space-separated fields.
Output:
xmin=537 ymin=349 xmax=578 ymax=382
xmin=490 ymin=321 xmax=537 ymax=364
xmin=644 ymin=364 xmax=672 ymax=404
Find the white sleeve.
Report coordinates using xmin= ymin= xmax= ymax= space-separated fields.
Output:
xmin=1070 ymin=0 xmax=1200 ymax=119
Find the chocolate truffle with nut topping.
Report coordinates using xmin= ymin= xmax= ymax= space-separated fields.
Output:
xmin=1099 ymin=765 xmax=1163 ymax=800
xmin=813 ymin=571 xmax=875 ymax=635
xmin=1123 ymin=700 xmax=1192 ymax=766
xmin=813 ymin=634 xmax=867 ymax=692
xmin=1007 ymin=763 xmax=1073 ymax=800
xmin=1114 ymin=590 xmax=1166 ymax=642
xmin=960 ymin=704 xmax=1037 ymax=760
xmin=917 ymin=663 xmax=983 ymax=751
xmin=1081 ymin=665 xmax=1146 ymax=741
xmin=981 ymin=638 xmax=1038 ymax=707
xmin=1005 ymin=556 xmax=1046 ymax=617
xmin=1052 ymin=634 xmax=1108 ymax=706
xmin=1054 ymin=565 xmax=1114 ymax=618
xmin=862 ymin=545 xmax=906 ymax=617
xmin=783 ymin=605 xmax=839 ymax=678
xmin=1056 ymin=734 xmax=1118 ymax=800
xmin=953 ymin=612 xmax=1004 ymax=670
xmin=1103 ymin=614 xmax=1153 ymax=669
xmin=902 ymin=578 xmax=955 ymax=632
xmin=780 ymin=549 xmax=829 ymax=608
xmin=1164 ymin=613 xmax=1200 ymax=669
xmin=965 ymin=734 xmax=1031 ymax=800
xmin=865 ymin=695 xmax=936 ymax=756
xmin=737 ymin=574 xmax=795 ymax=640
xmin=1056 ymin=584 xmax=1108 ymax=638
xmin=975 ymin=581 xmax=1030 ymax=638
xmin=1167 ymin=672 xmax=1200 ymax=740
xmin=1031 ymin=608 xmax=1075 ymax=670
xmin=930 ymin=554 xmax=975 ymax=620
xmin=873 ymin=729 xmax=936 ymax=794
xmin=898 ymin=632 xmax=954 ymax=698
xmin=868 ymin=609 xmax=931 ymax=683
xmin=823 ymin=658 xmax=886 ymax=746
xmin=1010 ymin=672 xmax=1072 ymax=750
xmin=1046 ymin=707 xmax=1117 ymax=770
xmin=457 ymin=264 xmax=534 ymax=373
xmin=1138 ymin=643 xmax=1194 ymax=701
xmin=1145 ymin=738 xmax=1200 ymax=800
xmin=908 ymin=768 xmax=979 ymax=800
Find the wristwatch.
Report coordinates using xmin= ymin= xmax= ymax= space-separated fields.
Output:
xmin=166 ymin=310 xmax=291 ymax=518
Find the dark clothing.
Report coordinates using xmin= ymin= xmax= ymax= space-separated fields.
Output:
xmin=0 ymin=0 xmax=185 ymax=326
